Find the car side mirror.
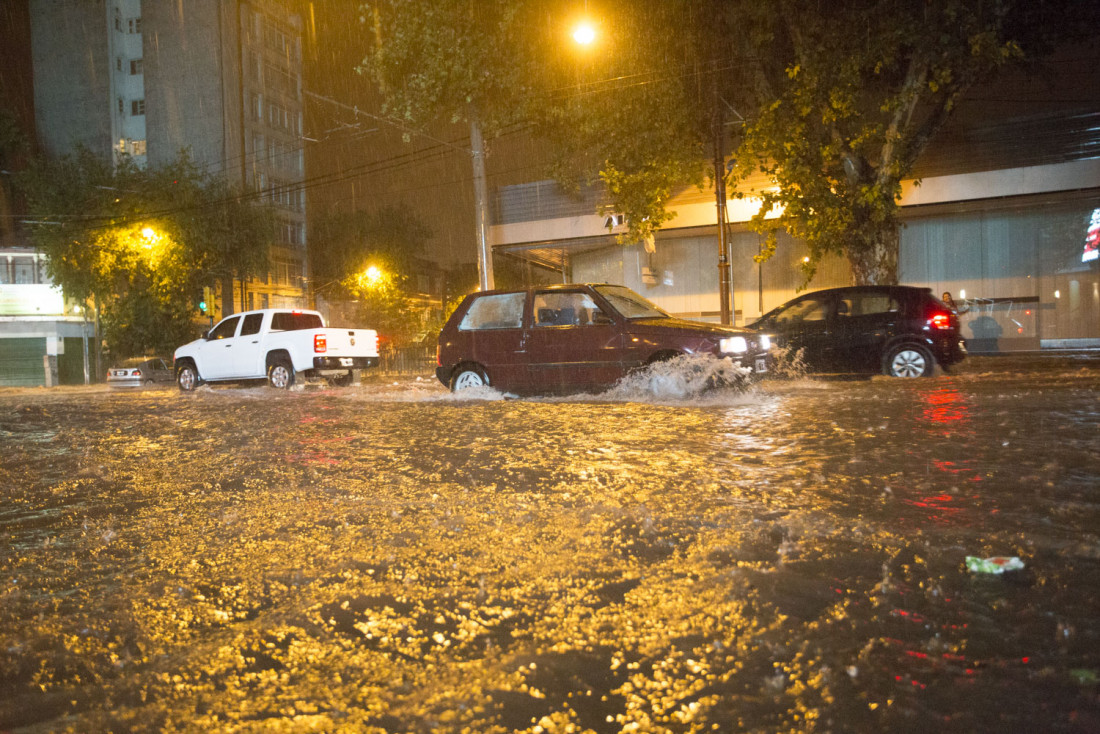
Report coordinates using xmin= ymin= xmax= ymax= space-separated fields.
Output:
xmin=592 ymin=312 xmax=614 ymax=325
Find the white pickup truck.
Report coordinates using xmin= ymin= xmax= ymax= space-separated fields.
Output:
xmin=173 ymin=308 xmax=379 ymax=391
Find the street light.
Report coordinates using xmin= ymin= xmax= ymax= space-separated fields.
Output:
xmin=572 ymin=21 xmax=596 ymax=45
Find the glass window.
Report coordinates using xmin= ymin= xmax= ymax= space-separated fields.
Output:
xmin=13 ymin=258 xmax=36 ymax=284
xmin=774 ymin=295 xmax=829 ymax=325
xmin=131 ymin=99 xmax=145 ymax=116
xmin=594 ymin=285 xmax=668 ymax=319
xmin=209 ymin=316 xmax=241 ymax=340
xmin=240 ymin=313 xmax=264 ymax=336
xmin=270 ymin=311 xmax=322 ymax=331
xmin=837 ymin=293 xmax=899 ymax=317
xmin=533 ymin=291 xmax=609 ymax=327
xmin=459 ymin=293 xmax=525 ymax=330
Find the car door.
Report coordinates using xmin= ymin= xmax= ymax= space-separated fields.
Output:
xmin=458 ymin=291 xmax=531 ymax=391
xmin=524 ymin=289 xmax=624 ymax=391
xmin=830 ymin=289 xmax=902 ymax=372
xmin=198 ymin=315 xmax=241 ymax=379
xmin=231 ymin=312 xmax=266 ymax=377
xmin=758 ymin=292 xmax=835 ymax=370
xmin=150 ymin=358 xmax=172 ymax=383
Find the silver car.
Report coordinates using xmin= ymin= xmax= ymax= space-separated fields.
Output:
xmin=107 ymin=357 xmax=174 ymax=389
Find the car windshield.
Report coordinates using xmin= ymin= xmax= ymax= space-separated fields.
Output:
xmin=119 ymin=357 xmax=151 ymax=367
xmin=594 ymin=285 xmax=669 ymax=319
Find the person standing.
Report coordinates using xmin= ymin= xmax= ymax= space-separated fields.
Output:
xmin=942 ymin=291 xmax=969 ymax=314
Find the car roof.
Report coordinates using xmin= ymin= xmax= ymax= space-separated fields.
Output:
xmin=792 ymin=285 xmax=932 ymax=298
xmin=467 ymin=283 xmax=614 ymax=297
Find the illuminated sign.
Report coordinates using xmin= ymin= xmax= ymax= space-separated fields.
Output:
xmin=1085 ymin=208 xmax=1100 ymax=263
xmin=0 ymin=284 xmax=66 ymax=316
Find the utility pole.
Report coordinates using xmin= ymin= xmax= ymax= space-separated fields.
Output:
xmin=470 ymin=108 xmax=494 ymax=292
xmin=714 ymin=79 xmax=732 ymax=325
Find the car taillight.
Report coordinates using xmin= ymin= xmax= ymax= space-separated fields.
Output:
xmin=132 ymin=369 xmax=141 ymax=377
xmin=436 ymin=344 xmax=442 ymax=367
xmin=927 ymin=312 xmax=952 ymax=330
xmin=314 ymin=334 xmax=327 ymax=352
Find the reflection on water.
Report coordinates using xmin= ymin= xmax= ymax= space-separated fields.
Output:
xmin=0 ymin=359 xmax=1098 ymax=732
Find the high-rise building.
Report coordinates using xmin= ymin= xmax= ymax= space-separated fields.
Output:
xmin=29 ymin=0 xmax=309 ymax=315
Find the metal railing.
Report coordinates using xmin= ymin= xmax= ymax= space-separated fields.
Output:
xmin=374 ymin=344 xmax=436 ymax=376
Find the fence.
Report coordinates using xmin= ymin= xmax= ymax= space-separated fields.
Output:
xmin=375 ymin=344 xmax=436 ymax=376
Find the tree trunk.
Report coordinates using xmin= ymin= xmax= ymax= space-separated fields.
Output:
xmin=847 ymin=225 xmax=900 ymax=285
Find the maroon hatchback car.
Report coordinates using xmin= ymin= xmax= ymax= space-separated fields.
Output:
xmin=436 ymin=283 xmax=773 ymax=394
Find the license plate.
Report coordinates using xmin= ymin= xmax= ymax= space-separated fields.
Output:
xmin=755 ymin=357 xmax=767 ymax=373
xmin=340 ymin=357 xmax=353 ymax=367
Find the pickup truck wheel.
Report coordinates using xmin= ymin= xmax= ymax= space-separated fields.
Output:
xmin=450 ymin=365 xmax=488 ymax=392
xmin=177 ymin=362 xmax=199 ymax=392
xmin=268 ymin=359 xmax=295 ymax=389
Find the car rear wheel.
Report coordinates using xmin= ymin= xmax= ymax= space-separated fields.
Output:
xmin=177 ymin=362 xmax=199 ymax=392
xmin=884 ymin=344 xmax=934 ymax=378
xmin=268 ymin=359 xmax=295 ymax=389
xmin=450 ymin=365 xmax=488 ymax=391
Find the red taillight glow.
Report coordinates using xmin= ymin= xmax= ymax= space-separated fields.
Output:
xmin=314 ymin=334 xmax=327 ymax=353
xmin=928 ymin=312 xmax=951 ymax=330
xmin=132 ymin=369 xmax=142 ymax=377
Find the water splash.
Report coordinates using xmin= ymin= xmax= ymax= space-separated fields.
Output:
xmin=600 ymin=353 xmax=753 ymax=401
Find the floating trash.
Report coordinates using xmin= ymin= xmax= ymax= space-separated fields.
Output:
xmin=965 ymin=556 xmax=1025 ymax=574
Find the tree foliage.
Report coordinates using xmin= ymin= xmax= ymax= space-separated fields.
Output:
xmin=19 ymin=148 xmax=274 ymax=356
xmin=725 ymin=0 xmax=1041 ymax=285
xmin=353 ymin=0 xmax=1082 ymax=286
xmin=356 ymin=0 xmax=541 ymax=136
xmin=311 ymin=205 xmax=434 ymax=345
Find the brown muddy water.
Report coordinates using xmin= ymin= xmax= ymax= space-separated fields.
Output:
xmin=1 ymin=354 xmax=1098 ymax=732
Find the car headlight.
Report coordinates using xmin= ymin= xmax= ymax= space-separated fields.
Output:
xmin=720 ymin=336 xmax=748 ymax=354
xmin=759 ymin=334 xmax=771 ymax=350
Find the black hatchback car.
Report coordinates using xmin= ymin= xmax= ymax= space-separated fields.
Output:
xmin=749 ymin=285 xmax=965 ymax=377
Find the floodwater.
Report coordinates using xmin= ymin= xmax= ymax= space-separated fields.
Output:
xmin=1 ymin=355 xmax=1098 ymax=733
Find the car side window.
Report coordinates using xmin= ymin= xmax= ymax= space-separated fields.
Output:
xmin=459 ymin=293 xmax=526 ymax=330
xmin=533 ymin=292 xmax=609 ymax=327
xmin=775 ymin=296 xmax=829 ymax=325
xmin=209 ymin=315 xmax=241 ymax=340
xmin=840 ymin=293 xmax=899 ymax=317
xmin=240 ymin=313 xmax=264 ymax=336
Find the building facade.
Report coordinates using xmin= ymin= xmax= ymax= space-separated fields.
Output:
xmin=29 ymin=0 xmax=309 ymax=319
xmin=491 ymin=163 xmax=1100 ymax=352
xmin=0 ymin=248 xmax=92 ymax=387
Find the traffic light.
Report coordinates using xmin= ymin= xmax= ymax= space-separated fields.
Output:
xmin=199 ymin=286 xmax=213 ymax=314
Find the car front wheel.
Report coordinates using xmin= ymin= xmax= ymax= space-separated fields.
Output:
xmin=450 ymin=365 xmax=488 ymax=391
xmin=268 ymin=359 xmax=295 ymax=389
xmin=884 ymin=344 xmax=934 ymax=378
xmin=177 ymin=362 xmax=199 ymax=392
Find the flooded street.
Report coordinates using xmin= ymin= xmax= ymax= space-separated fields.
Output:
xmin=2 ymin=355 xmax=1099 ymax=733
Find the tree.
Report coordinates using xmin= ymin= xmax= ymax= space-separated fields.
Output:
xmin=539 ymin=0 xmax=1085 ymax=286
xmin=19 ymin=148 xmax=273 ymax=357
xmin=311 ymin=205 xmax=434 ymax=346
xmin=726 ymin=0 xmax=1036 ymax=285
xmin=0 ymin=109 xmax=28 ymax=243
xmin=355 ymin=0 xmax=552 ymax=291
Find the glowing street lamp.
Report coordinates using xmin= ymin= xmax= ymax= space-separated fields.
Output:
xmin=572 ymin=21 xmax=596 ymax=46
